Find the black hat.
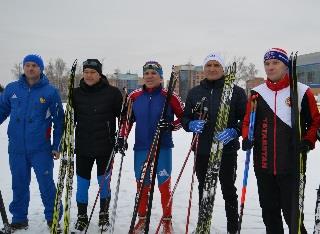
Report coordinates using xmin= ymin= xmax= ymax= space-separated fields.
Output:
xmin=83 ymin=59 xmax=102 ymax=75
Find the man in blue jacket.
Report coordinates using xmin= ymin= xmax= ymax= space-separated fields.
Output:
xmin=0 ymin=54 xmax=64 ymax=231
xmin=118 ymin=61 xmax=184 ymax=233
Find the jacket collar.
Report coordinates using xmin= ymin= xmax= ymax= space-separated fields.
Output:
xmin=200 ymin=77 xmax=225 ymax=89
xmin=19 ymin=74 xmax=49 ymax=89
xmin=266 ymin=73 xmax=289 ymax=91
xmin=143 ymin=84 xmax=162 ymax=94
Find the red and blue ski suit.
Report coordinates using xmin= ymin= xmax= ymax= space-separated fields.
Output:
xmin=0 ymin=75 xmax=64 ymax=223
xmin=120 ymin=85 xmax=184 ymax=218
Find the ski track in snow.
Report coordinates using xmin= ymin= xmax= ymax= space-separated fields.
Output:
xmin=1 ymin=119 xmax=319 ymax=234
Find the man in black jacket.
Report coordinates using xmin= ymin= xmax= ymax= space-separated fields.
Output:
xmin=72 ymin=59 xmax=122 ymax=231
xmin=182 ymin=53 xmax=247 ymax=234
xmin=242 ymin=48 xmax=320 ymax=234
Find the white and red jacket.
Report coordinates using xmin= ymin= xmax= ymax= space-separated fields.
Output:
xmin=242 ymin=74 xmax=320 ymax=175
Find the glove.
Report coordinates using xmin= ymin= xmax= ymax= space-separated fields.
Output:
xmin=299 ymin=139 xmax=312 ymax=154
xmin=317 ymin=128 xmax=320 ymax=141
xmin=242 ymin=138 xmax=254 ymax=151
xmin=214 ymin=128 xmax=238 ymax=145
xmin=158 ymin=118 xmax=174 ymax=132
xmin=115 ymin=137 xmax=128 ymax=155
xmin=188 ymin=120 xmax=206 ymax=133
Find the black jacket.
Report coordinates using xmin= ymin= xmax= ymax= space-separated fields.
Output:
xmin=242 ymin=75 xmax=320 ymax=174
xmin=182 ymin=78 xmax=247 ymax=155
xmin=73 ymin=77 xmax=122 ymax=157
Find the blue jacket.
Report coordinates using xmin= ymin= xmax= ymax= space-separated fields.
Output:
xmin=0 ymin=74 xmax=64 ymax=154
xmin=122 ymin=86 xmax=184 ymax=150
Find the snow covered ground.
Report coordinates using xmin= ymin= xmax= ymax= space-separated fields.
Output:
xmin=0 ymin=118 xmax=319 ymax=233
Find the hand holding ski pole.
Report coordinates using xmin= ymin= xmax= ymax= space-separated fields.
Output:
xmin=188 ymin=120 xmax=206 ymax=133
xmin=115 ymin=137 xmax=128 ymax=155
xmin=158 ymin=118 xmax=174 ymax=132
xmin=214 ymin=128 xmax=238 ymax=145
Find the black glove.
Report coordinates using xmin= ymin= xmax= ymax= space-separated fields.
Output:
xmin=115 ymin=137 xmax=128 ymax=155
xmin=242 ymin=138 xmax=253 ymax=151
xmin=158 ymin=119 xmax=173 ymax=132
xmin=317 ymin=128 xmax=320 ymax=141
xmin=299 ymin=139 xmax=312 ymax=154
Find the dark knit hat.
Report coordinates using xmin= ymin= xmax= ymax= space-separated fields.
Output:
xmin=83 ymin=59 xmax=102 ymax=75
xmin=23 ymin=54 xmax=45 ymax=72
xmin=143 ymin=61 xmax=163 ymax=78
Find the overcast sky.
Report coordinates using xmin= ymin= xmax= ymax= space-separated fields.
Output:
xmin=1 ymin=0 xmax=319 ymax=85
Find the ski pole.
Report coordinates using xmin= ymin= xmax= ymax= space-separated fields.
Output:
xmin=238 ymin=96 xmax=257 ymax=233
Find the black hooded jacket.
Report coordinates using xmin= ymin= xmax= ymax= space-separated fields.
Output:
xmin=182 ymin=78 xmax=247 ymax=155
xmin=73 ymin=76 xmax=122 ymax=157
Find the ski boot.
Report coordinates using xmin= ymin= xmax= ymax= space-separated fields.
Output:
xmin=133 ymin=216 xmax=146 ymax=234
xmin=74 ymin=214 xmax=88 ymax=232
xmin=10 ymin=221 xmax=29 ymax=231
xmin=161 ymin=217 xmax=173 ymax=234
xmin=98 ymin=210 xmax=110 ymax=231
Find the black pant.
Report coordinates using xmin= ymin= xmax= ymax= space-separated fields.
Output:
xmin=255 ymin=170 xmax=307 ymax=234
xmin=196 ymin=151 xmax=238 ymax=233
xmin=76 ymin=156 xmax=110 ymax=180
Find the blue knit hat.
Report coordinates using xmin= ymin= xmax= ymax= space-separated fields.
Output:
xmin=264 ymin=48 xmax=289 ymax=66
xmin=23 ymin=54 xmax=45 ymax=72
xmin=143 ymin=61 xmax=163 ymax=78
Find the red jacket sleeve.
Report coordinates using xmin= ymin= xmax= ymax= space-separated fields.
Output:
xmin=169 ymin=92 xmax=185 ymax=131
xmin=302 ymin=88 xmax=320 ymax=149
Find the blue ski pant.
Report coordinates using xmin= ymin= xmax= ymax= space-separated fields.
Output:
xmin=76 ymin=156 xmax=111 ymax=204
xmin=134 ymin=148 xmax=173 ymax=217
xmin=8 ymin=151 xmax=59 ymax=223
xmin=134 ymin=148 xmax=172 ymax=186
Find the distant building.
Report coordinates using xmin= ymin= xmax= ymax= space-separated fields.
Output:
xmin=108 ymin=72 xmax=142 ymax=94
xmin=245 ymin=77 xmax=265 ymax=95
xmin=297 ymin=52 xmax=320 ymax=96
xmin=174 ymin=64 xmax=205 ymax=101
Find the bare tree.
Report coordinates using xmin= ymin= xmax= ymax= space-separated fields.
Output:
xmin=54 ymin=58 xmax=67 ymax=93
xmin=11 ymin=63 xmax=22 ymax=80
xmin=228 ymin=56 xmax=258 ymax=82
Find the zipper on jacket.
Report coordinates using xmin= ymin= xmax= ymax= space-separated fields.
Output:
xmin=273 ymin=91 xmax=277 ymax=175
xmin=148 ymin=94 xmax=152 ymax=142
xmin=24 ymin=87 xmax=31 ymax=153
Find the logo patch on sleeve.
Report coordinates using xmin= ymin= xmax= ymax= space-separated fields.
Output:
xmin=40 ymin=97 xmax=46 ymax=104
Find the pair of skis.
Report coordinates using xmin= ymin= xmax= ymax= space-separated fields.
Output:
xmin=195 ymin=63 xmax=237 ymax=233
xmin=129 ymin=66 xmax=178 ymax=234
xmin=289 ymin=52 xmax=307 ymax=234
xmin=51 ymin=60 xmax=77 ymax=234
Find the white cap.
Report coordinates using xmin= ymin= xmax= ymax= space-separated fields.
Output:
xmin=203 ymin=53 xmax=225 ymax=70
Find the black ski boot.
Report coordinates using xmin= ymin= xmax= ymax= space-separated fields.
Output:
xmin=99 ymin=198 xmax=110 ymax=231
xmin=10 ymin=221 xmax=29 ymax=231
xmin=74 ymin=202 xmax=88 ymax=232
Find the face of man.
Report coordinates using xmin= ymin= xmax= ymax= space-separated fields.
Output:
xmin=83 ymin=68 xmax=101 ymax=86
xmin=143 ymin=69 xmax=162 ymax=88
xmin=264 ymin=59 xmax=288 ymax=82
xmin=204 ymin=60 xmax=224 ymax=81
xmin=23 ymin=62 xmax=41 ymax=86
